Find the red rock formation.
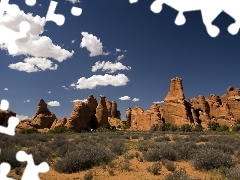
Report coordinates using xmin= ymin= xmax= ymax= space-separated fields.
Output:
xmin=30 ymin=99 xmax=57 ymax=129
xmin=130 ymin=104 xmax=163 ymax=131
xmin=162 ymin=77 xmax=190 ymax=126
xmin=106 ymin=101 xmax=112 ymax=117
xmin=111 ymin=101 xmax=117 ymax=118
xmin=51 ymin=117 xmax=67 ymax=129
xmin=95 ymin=95 xmax=109 ymax=128
xmin=126 ymin=107 xmax=132 ymax=124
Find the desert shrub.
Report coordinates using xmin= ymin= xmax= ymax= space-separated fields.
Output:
xmin=193 ymin=124 xmax=203 ymax=132
xmin=216 ymin=125 xmax=229 ymax=132
xmin=162 ymin=159 xmax=176 ymax=171
xmin=143 ymin=144 xmax=177 ymax=162
xmin=120 ymin=159 xmax=131 ymax=171
xmin=203 ymin=142 xmax=234 ymax=154
xmin=219 ymin=167 xmax=240 ymax=180
xmin=162 ymin=123 xmax=178 ymax=132
xmin=147 ymin=162 xmax=161 ymax=175
xmin=109 ymin=140 xmax=126 ymax=155
xmin=150 ymin=124 xmax=161 ymax=131
xmin=108 ymin=168 xmax=115 ymax=176
xmin=236 ymin=119 xmax=240 ymax=124
xmin=48 ymin=126 xmax=69 ymax=134
xmin=0 ymin=147 xmax=21 ymax=168
xmin=191 ymin=148 xmax=235 ymax=170
xmin=180 ymin=124 xmax=193 ymax=132
xmin=122 ymin=121 xmax=131 ymax=129
xmin=18 ymin=128 xmax=39 ymax=134
xmin=84 ymin=171 xmax=94 ymax=180
xmin=54 ymin=144 xmax=114 ymax=173
xmin=27 ymin=144 xmax=52 ymax=164
xmin=232 ymin=125 xmax=240 ymax=132
xmin=154 ymin=136 xmax=171 ymax=142
xmin=173 ymin=142 xmax=198 ymax=160
xmin=165 ymin=168 xmax=194 ymax=180
xmin=123 ymin=153 xmax=135 ymax=160
xmin=207 ymin=121 xmax=220 ymax=131
xmin=131 ymin=133 xmax=139 ymax=139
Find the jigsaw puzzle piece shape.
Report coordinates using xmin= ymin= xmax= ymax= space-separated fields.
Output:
xmin=0 ymin=99 xmax=9 ymax=111
xmin=0 ymin=21 xmax=30 ymax=54
xmin=46 ymin=1 xmax=65 ymax=26
xmin=16 ymin=151 xmax=49 ymax=180
xmin=0 ymin=116 xmax=20 ymax=136
xmin=0 ymin=162 xmax=15 ymax=180
xmin=25 ymin=0 xmax=37 ymax=6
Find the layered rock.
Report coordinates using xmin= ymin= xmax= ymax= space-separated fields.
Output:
xmin=126 ymin=107 xmax=132 ymax=124
xmin=30 ymin=99 xmax=57 ymax=129
xmin=111 ymin=101 xmax=117 ymax=118
xmin=106 ymin=101 xmax=112 ymax=117
xmin=95 ymin=95 xmax=109 ymax=128
xmin=51 ymin=117 xmax=67 ymax=129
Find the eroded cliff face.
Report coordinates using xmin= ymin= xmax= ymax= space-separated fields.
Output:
xmin=130 ymin=104 xmax=163 ymax=131
xmin=95 ymin=95 xmax=110 ymax=128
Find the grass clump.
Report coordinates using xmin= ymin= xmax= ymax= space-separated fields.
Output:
xmin=162 ymin=159 xmax=176 ymax=171
xmin=165 ymin=168 xmax=195 ymax=180
xmin=219 ymin=167 xmax=240 ymax=180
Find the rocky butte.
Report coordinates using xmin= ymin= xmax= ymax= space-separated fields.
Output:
xmin=15 ymin=95 xmax=122 ymax=133
xmin=127 ymin=77 xmax=240 ymax=130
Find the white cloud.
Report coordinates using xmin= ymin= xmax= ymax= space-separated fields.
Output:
xmin=115 ymin=48 xmax=127 ymax=54
xmin=8 ymin=57 xmax=58 ymax=73
xmin=119 ymin=96 xmax=131 ymax=100
xmin=62 ymin=85 xmax=69 ymax=90
xmin=80 ymin=32 xmax=107 ymax=57
xmin=0 ymin=6 xmax=73 ymax=62
xmin=4 ymin=88 xmax=8 ymax=91
xmin=48 ymin=101 xmax=60 ymax=106
xmin=71 ymin=39 xmax=76 ymax=44
xmin=153 ymin=101 xmax=164 ymax=104
xmin=117 ymin=54 xmax=125 ymax=61
xmin=132 ymin=98 xmax=140 ymax=102
xmin=47 ymin=91 xmax=51 ymax=93
xmin=24 ymin=100 xmax=30 ymax=102
xmin=92 ymin=61 xmax=131 ymax=73
xmin=71 ymin=74 xmax=130 ymax=89
xmin=16 ymin=115 xmax=29 ymax=120
xmin=71 ymin=99 xmax=87 ymax=102
xmin=66 ymin=0 xmax=80 ymax=3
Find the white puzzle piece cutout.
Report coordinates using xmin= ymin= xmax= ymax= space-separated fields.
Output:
xmin=16 ymin=151 xmax=50 ymax=180
xmin=0 ymin=117 xmax=20 ymax=136
xmin=0 ymin=162 xmax=15 ymax=180
xmin=130 ymin=0 xmax=240 ymax=37
xmin=0 ymin=100 xmax=9 ymax=111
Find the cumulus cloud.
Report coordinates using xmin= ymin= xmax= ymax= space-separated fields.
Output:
xmin=24 ymin=100 xmax=30 ymax=102
xmin=71 ymin=99 xmax=87 ymax=102
xmin=119 ymin=96 xmax=131 ymax=100
xmin=153 ymin=101 xmax=164 ymax=104
xmin=0 ymin=6 xmax=73 ymax=62
xmin=92 ymin=61 xmax=131 ymax=73
xmin=8 ymin=57 xmax=58 ymax=73
xmin=4 ymin=88 xmax=8 ymax=90
xmin=47 ymin=91 xmax=51 ymax=93
xmin=71 ymin=74 xmax=130 ymax=89
xmin=48 ymin=101 xmax=60 ymax=106
xmin=117 ymin=54 xmax=125 ymax=61
xmin=80 ymin=32 xmax=108 ymax=57
xmin=132 ymin=98 xmax=140 ymax=102
xmin=62 ymin=86 xmax=69 ymax=90
xmin=16 ymin=115 xmax=29 ymax=120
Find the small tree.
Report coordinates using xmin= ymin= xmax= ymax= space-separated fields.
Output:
xmin=193 ymin=124 xmax=203 ymax=132
xmin=180 ymin=124 xmax=193 ymax=132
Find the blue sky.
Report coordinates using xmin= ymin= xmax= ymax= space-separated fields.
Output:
xmin=1 ymin=0 xmax=240 ymax=120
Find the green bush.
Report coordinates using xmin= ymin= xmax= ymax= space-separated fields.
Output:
xmin=162 ymin=159 xmax=176 ymax=171
xmin=232 ymin=125 xmax=240 ymax=132
xmin=162 ymin=123 xmax=178 ymax=132
xmin=180 ymin=124 xmax=193 ymax=132
xmin=207 ymin=121 xmax=220 ymax=131
xmin=193 ymin=124 xmax=203 ymax=132
xmin=236 ymin=119 xmax=240 ymax=124
xmin=216 ymin=125 xmax=229 ymax=132
xmin=18 ymin=128 xmax=39 ymax=134
xmin=48 ymin=126 xmax=70 ymax=134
